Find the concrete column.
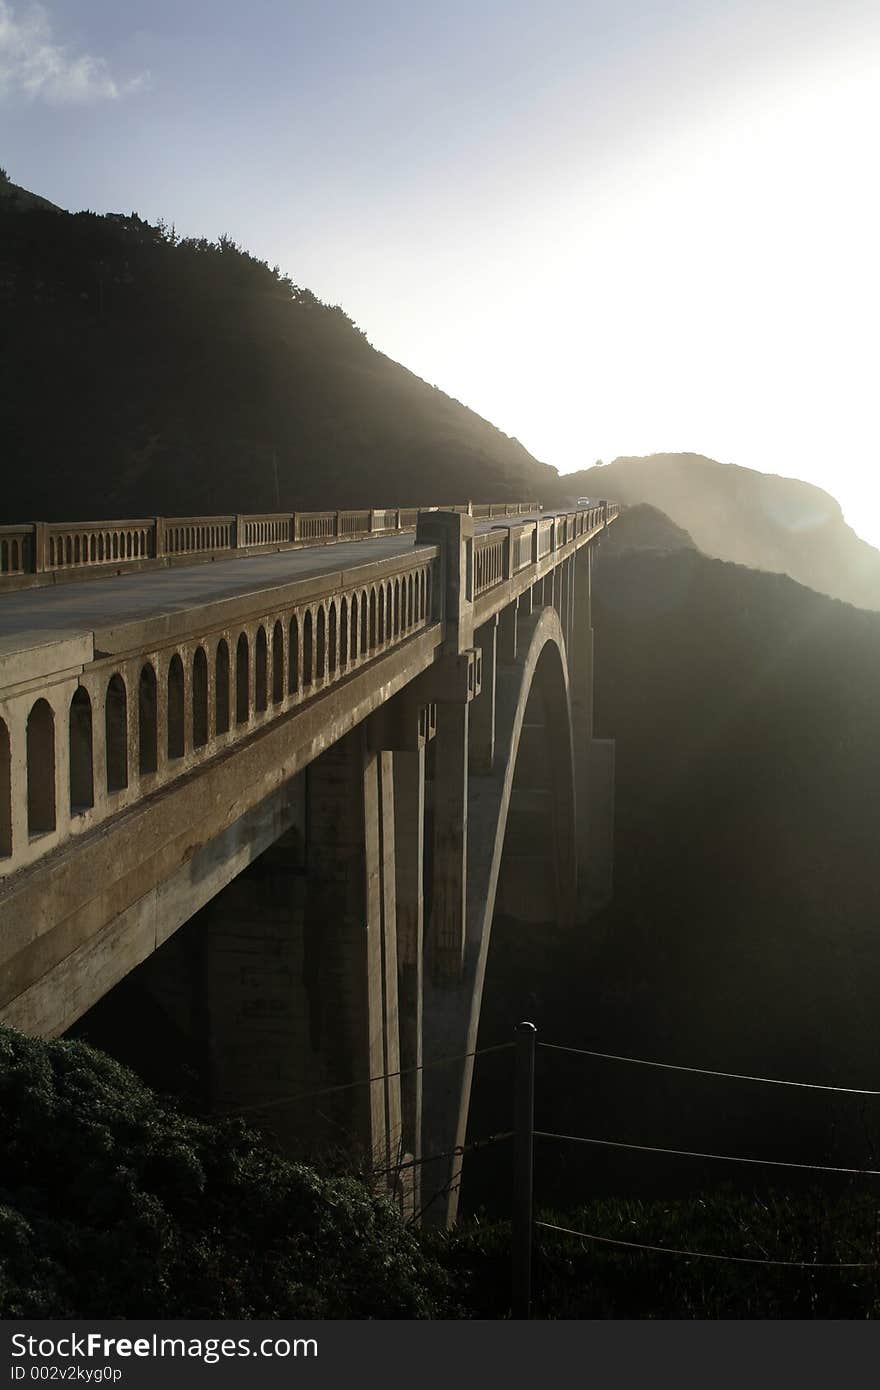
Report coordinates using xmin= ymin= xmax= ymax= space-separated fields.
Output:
xmin=416 ymin=511 xmax=474 ymax=654
xmin=499 ymin=599 xmax=518 ymax=666
xmin=429 ymin=701 xmax=469 ymax=982
xmin=468 ymin=618 xmax=497 ymax=775
xmin=375 ymin=749 xmax=403 ymax=1174
xmin=558 ymin=558 xmax=568 ymax=640
xmin=302 ymin=729 xmax=389 ymax=1167
xmin=571 ymin=548 xmax=593 ymax=742
xmin=393 ymin=747 xmax=425 ymax=1215
xmin=32 ymin=522 xmax=47 ymax=574
xmin=570 ymin=545 xmax=615 ymax=915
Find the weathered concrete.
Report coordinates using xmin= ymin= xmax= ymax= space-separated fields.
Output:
xmin=0 ymin=502 xmax=618 ymax=1226
xmin=0 ymin=626 xmax=443 ymax=1028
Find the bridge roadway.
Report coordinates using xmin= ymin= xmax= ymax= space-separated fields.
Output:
xmin=0 ymin=512 xmax=556 ymax=646
xmin=0 ymin=501 xmax=617 ymax=1227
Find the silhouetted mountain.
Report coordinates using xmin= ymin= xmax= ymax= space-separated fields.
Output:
xmin=554 ymin=453 xmax=880 ymax=611
xmin=0 ymin=187 xmax=555 ymax=521
xmin=0 ymin=175 xmax=62 ymax=215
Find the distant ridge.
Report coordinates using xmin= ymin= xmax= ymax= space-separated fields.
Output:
xmin=553 ymin=452 xmax=880 ymax=612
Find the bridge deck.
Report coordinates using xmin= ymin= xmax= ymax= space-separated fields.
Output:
xmin=0 ymin=512 xmax=548 ymax=654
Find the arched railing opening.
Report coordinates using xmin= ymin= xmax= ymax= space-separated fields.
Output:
xmin=69 ymin=688 xmax=94 ymax=814
xmin=303 ymin=611 xmax=313 ymax=686
xmin=350 ymin=594 xmax=359 ymax=661
xmin=272 ymin=621 xmax=284 ymax=703
xmin=361 ymin=590 xmax=369 ymax=655
xmin=0 ymin=717 xmax=12 ymax=856
xmin=167 ymin=655 xmax=185 ymax=759
xmin=316 ymin=607 xmax=326 ymax=679
xmin=216 ymin=640 xmax=230 ymax=735
xmin=236 ymin=633 xmax=249 ymax=725
xmin=255 ymin=626 xmax=268 ymax=712
xmin=105 ymin=676 xmax=128 ymax=793
xmin=138 ymin=664 xmax=158 ymax=775
xmin=328 ymin=604 xmax=338 ymax=674
xmin=288 ymin=616 xmax=299 ymax=695
xmin=27 ymin=700 xmax=57 ymax=834
xmin=340 ymin=597 xmax=348 ymax=668
xmin=192 ymin=647 xmax=208 ymax=748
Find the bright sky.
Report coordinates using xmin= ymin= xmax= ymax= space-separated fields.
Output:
xmin=3 ymin=1 xmax=879 ymax=540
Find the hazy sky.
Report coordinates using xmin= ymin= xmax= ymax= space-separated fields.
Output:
xmin=3 ymin=1 xmax=879 ymax=539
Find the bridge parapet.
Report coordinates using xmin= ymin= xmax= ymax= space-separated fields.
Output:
xmin=0 ymin=501 xmax=542 ymax=593
xmin=0 ymin=546 xmax=439 ymax=876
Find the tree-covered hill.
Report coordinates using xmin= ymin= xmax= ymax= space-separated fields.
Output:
xmin=0 ymin=187 xmax=555 ymax=522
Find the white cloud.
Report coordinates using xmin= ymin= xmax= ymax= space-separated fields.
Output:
xmin=0 ymin=1 xmax=148 ymax=105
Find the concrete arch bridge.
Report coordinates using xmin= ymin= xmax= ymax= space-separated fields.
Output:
xmin=0 ymin=499 xmax=617 ymax=1225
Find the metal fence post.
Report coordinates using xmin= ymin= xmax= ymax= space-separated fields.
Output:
xmin=513 ymin=1020 xmax=536 ymax=1319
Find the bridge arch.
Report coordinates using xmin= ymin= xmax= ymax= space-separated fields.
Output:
xmin=422 ymin=606 xmax=577 ymax=1225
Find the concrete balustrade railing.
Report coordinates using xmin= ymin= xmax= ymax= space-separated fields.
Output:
xmin=473 ymin=501 xmax=617 ymax=597
xmin=0 ymin=548 xmax=439 ymax=875
xmin=0 ymin=526 xmax=33 ymax=576
xmin=0 ymin=498 xmax=617 ymax=879
xmin=474 ymin=531 xmax=508 ymax=596
xmin=0 ymin=502 xmax=540 ymax=592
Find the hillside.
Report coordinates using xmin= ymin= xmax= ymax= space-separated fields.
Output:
xmin=0 ymin=187 xmax=555 ymax=522
xmin=601 ymin=502 xmax=698 ymax=553
xmin=553 ymin=452 xmax=880 ymax=611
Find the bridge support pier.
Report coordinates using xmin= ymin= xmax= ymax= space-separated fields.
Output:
xmin=571 ymin=547 xmax=615 ymax=915
xmin=469 ymin=618 xmax=497 ymax=775
xmin=393 ymin=748 xmax=425 ymax=1216
xmin=429 ymin=703 xmax=469 ymax=981
xmin=303 ymin=729 xmax=402 ymax=1178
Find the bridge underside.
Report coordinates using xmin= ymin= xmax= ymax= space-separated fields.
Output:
xmin=0 ymin=509 xmax=616 ymax=1226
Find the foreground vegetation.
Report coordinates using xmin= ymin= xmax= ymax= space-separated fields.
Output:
xmin=3 ymin=1023 xmax=877 ymax=1319
xmin=0 ymin=1025 xmax=446 ymax=1319
xmin=433 ymin=1192 xmax=880 ymax=1319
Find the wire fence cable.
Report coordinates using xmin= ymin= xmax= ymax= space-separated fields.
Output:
xmin=222 ymin=1041 xmax=514 ymax=1118
xmin=534 ymin=1221 xmax=880 ymax=1270
xmin=537 ymin=1041 xmax=880 ymax=1097
xmin=535 ymin=1130 xmax=880 ymax=1178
